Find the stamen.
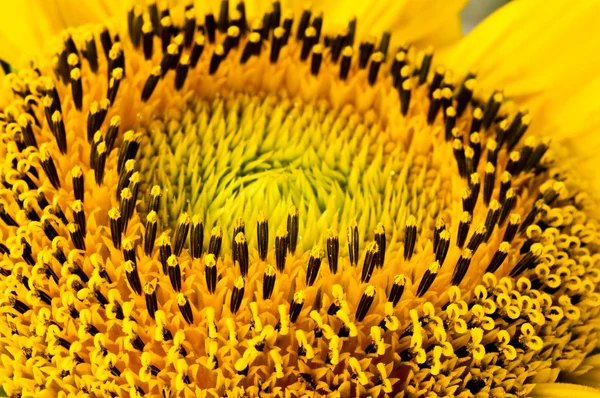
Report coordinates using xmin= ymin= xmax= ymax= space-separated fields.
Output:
xmin=417 ymin=261 xmax=440 ymax=297
xmin=503 ymin=214 xmax=521 ymax=243
xmin=470 ymin=133 xmax=481 ymax=168
xmin=84 ymin=33 xmax=99 ymax=73
xmin=222 ymin=26 xmax=240 ymax=57
xmin=484 ymin=200 xmax=501 ymax=241
xmin=456 ymin=78 xmax=475 ymax=117
xmin=69 ymin=68 xmax=83 ymax=111
xmin=105 ymin=115 xmax=121 ymax=152
xmin=300 ymin=27 xmax=316 ymax=61
xmin=306 ymin=246 xmax=324 ymax=286
xmin=205 ymin=254 xmax=217 ymax=294
xmin=519 ymin=199 xmax=545 ymax=233
xmin=167 ymin=255 xmax=182 ymax=292
xmin=99 ymin=27 xmax=113 ymax=59
xmin=68 ymin=223 xmax=86 ymax=251
xmin=499 ymin=188 xmax=516 ymax=226
xmin=486 ymin=242 xmax=511 ymax=273
xmin=233 ymin=232 xmax=249 ymax=277
xmin=263 ymin=264 xmax=276 ymax=300
xmin=71 ymin=200 xmax=86 ymax=236
xmin=275 ymin=229 xmax=288 ymax=272
xmin=429 ymin=66 xmax=445 ymax=96
xmin=289 ymin=290 xmax=305 ymax=322
xmin=435 ymin=230 xmax=450 ymax=266
xmin=470 ymin=108 xmax=483 ymax=134
xmin=39 ymin=146 xmax=61 ymax=189
xmin=148 ymin=185 xmax=161 ymax=213
xmin=257 ymin=211 xmax=268 ymax=261
xmin=356 ymin=285 xmax=376 ymax=322
xmin=174 ymin=55 xmax=190 ymax=91
xmin=296 ymin=6 xmax=311 ymax=41
xmin=51 ymin=111 xmax=67 ymax=153
xmin=119 ymin=187 xmax=134 ymax=232
xmin=172 ymin=213 xmax=190 ymax=256
xmin=217 ymin=0 xmax=229 ymax=32
xmin=93 ymin=142 xmax=107 ymax=185
xmin=144 ymin=281 xmax=158 ymax=319
xmin=124 ymin=260 xmax=142 ymax=295
xmin=158 ymin=233 xmax=172 ymax=274
xmin=142 ymin=22 xmax=154 ymax=60
xmin=482 ymin=91 xmax=503 ymax=129
xmin=427 ymin=89 xmax=442 ymax=125
xmin=388 ymin=274 xmax=406 ymax=306
xmin=190 ymin=215 xmax=204 ymax=259
xmin=483 ymin=162 xmax=496 ymax=206
xmin=506 ymin=151 xmax=521 ymax=175
xmin=361 ymin=241 xmax=379 ymax=283
xmin=462 ymin=188 xmax=475 ymax=215
xmin=464 ymin=146 xmax=475 ymax=177
xmin=177 ymin=293 xmax=194 ymax=324
xmin=183 ymin=10 xmax=197 ymax=48
xmin=467 ymin=224 xmax=487 ymax=253
xmin=486 ymin=138 xmax=498 ymax=167
xmin=374 ymin=223 xmax=386 ymax=268
xmin=240 ymin=32 xmax=259 ymax=64
xmin=433 ymin=217 xmax=446 ymax=252
xmin=399 ymin=78 xmax=412 ymax=116
xmin=144 ymin=211 xmax=158 ymax=256
xmin=208 ymin=226 xmax=222 ymax=257
xmin=160 ymin=16 xmax=173 ymax=53
xmin=205 ymin=13 xmax=217 ymax=43
xmin=71 ymin=166 xmax=84 ymax=202
xmin=453 ymin=139 xmax=466 ymax=178
xmin=509 ymin=243 xmax=542 ymax=277
xmin=209 ymin=45 xmax=225 ymax=75
xmin=457 ymin=211 xmax=472 ymax=248
xmin=404 ymin=215 xmax=417 ymax=260
xmin=160 ymin=44 xmax=179 ymax=76
xmin=451 ymin=249 xmax=473 ymax=286
xmin=348 ymin=219 xmax=359 ymax=266
xmin=190 ymin=35 xmax=205 ymax=67
xmin=230 ymin=276 xmax=245 ymax=314
xmin=270 ymin=27 xmax=285 ymax=63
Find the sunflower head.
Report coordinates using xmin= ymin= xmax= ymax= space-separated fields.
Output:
xmin=0 ymin=1 xmax=599 ymax=397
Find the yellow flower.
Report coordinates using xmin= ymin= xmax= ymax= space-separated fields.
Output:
xmin=0 ymin=1 xmax=599 ymax=397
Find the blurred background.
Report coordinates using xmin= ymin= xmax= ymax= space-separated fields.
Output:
xmin=461 ymin=0 xmax=511 ymax=32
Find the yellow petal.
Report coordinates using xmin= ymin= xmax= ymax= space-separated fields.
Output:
xmin=0 ymin=0 xmax=121 ymax=67
xmin=0 ymin=0 xmax=467 ymax=68
xmin=440 ymin=0 xmax=600 ymax=194
xmin=532 ymin=383 xmax=600 ymax=398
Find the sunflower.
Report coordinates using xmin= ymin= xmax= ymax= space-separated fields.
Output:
xmin=0 ymin=0 xmax=600 ymax=397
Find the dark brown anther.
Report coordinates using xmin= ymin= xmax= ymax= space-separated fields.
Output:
xmin=69 ymin=68 xmax=83 ymax=111
xmin=486 ymin=242 xmax=510 ymax=273
xmin=457 ymin=211 xmax=472 ymax=248
xmin=470 ymin=133 xmax=481 ymax=168
xmin=217 ymin=0 xmax=229 ymax=32
xmin=506 ymin=151 xmax=521 ymax=176
xmin=360 ymin=242 xmax=379 ymax=283
xmin=230 ymin=276 xmax=245 ymax=314
xmin=233 ymin=232 xmax=249 ymax=277
xmin=300 ymin=27 xmax=317 ymax=61
xmin=470 ymin=107 xmax=483 ymax=134
xmin=366 ymin=52 xmax=384 ymax=85
xmin=347 ymin=220 xmax=359 ymax=266
xmin=418 ymin=48 xmax=433 ymax=85
xmin=167 ymin=255 xmax=182 ymax=292
xmin=189 ymin=34 xmax=205 ymax=67
xmin=453 ymin=139 xmax=466 ymax=178
xmin=107 ymin=67 xmax=123 ymax=104
xmin=117 ymin=132 xmax=141 ymax=177
xmin=275 ymin=229 xmax=288 ymax=272
xmin=158 ymin=233 xmax=172 ymax=274
xmin=240 ymin=32 xmax=260 ymax=64
xmin=509 ymin=244 xmax=541 ymax=277
xmin=519 ymin=199 xmax=545 ymax=233
xmin=462 ymin=188 xmax=475 ymax=215
xmin=209 ymin=45 xmax=225 ymax=75
xmin=117 ymin=158 xmax=135 ymax=199
xmin=306 ymin=246 xmax=324 ymax=286
xmin=142 ymin=22 xmax=154 ymax=60
xmin=464 ymin=147 xmax=475 ymax=179
xmin=71 ymin=200 xmax=86 ymax=236
xmin=51 ymin=111 xmax=67 ymax=154
xmin=468 ymin=174 xmax=481 ymax=206
xmin=484 ymin=200 xmax=502 ymax=241
xmin=356 ymin=285 xmax=376 ymax=322
xmin=289 ymin=291 xmax=305 ymax=322
xmin=377 ymin=31 xmax=391 ymax=57
xmin=310 ymin=44 xmax=323 ymax=76
xmin=451 ymin=249 xmax=473 ymax=286
xmin=232 ymin=217 xmax=245 ymax=244
xmin=160 ymin=16 xmax=173 ymax=53
xmin=203 ymin=254 xmax=217 ymax=294
xmin=144 ymin=282 xmax=158 ymax=319
xmin=169 ymin=212 xmax=189 ymax=256
xmin=99 ymin=27 xmax=113 ymax=60
xmin=105 ymin=115 xmax=121 ymax=152
xmin=257 ymin=211 xmax=269 ymax=261
xmin=526 ymin=137 xmax=550 ymax=171
xmin=339 ymin=46 xmax=353 ymax=80
xmin=444 ymin=107 xmax=456 ymax=141
xmin=417 ymin=261 xmax=440 ymax=297
xmin=190 ymin=215 xmax=204 ymax=259
xmin=68 ymin=222 xmax=86 ymax=251
xmin=399 ymin=78 xmax=412 ymax=116
xmin=39 ymin=146 xmax=61 ymax=189
xmin=122 ymin=238 xmax=137 ymax=267
xmin=144 ymin=211 xmax=158 ymax=256
xmin=373 ymin=224 xmax=386 ymax=268
xmin=482 ymin=91 xmax=503 ymax=129
xmin=222 ymin=26 xmax=240 ymax=57
xmin=499 ymin=171 xmax=512 ymax=203
xmin=174 ymin=55 xmax=190 ymax=91
xmin=404 ymin=215 xmax=417 ymax=261
xmin=263 ymin=264 xmax=276 ymax=300
xmin=455 ymin=78 xmax=475 ymax=117
xmin=467 ymin=224 xmax=487 ymax=253
xmin=118 ymin=187 xmax=134 ymax=232
xmin=270 ymin=27 xmax=285 ymax=63
xmin=506 ymin=111 xmax=530 ymax=151
xmin=17 ymin=114 xmax=37 ymax=149
xmin=435 ymin=230 xmax=450 ymax=266
xmin=426 ymin=89 xmax=442 ymax=125
xmin=149 ymin=185 xmax=162 ymax=214
xmin=486 ymin=138 xmax=499 ymax=168
xmin=323 ymin=229 xmax=339 ymax=274
xmin=483 ymin=162 xmax=496 ymax=206
xmin=178 ymin=293 xmax=194 ymax=324
xmin=86 ymin=99 xmax=109 ymax=143
xmin=358 ymin=40 xmax=375 ymax=69
xmin=148 ymin=1 xmax=160 ymax=33
xmin=296 ymin=5 xmax=311 ymax=40
xmin=141 ymin=66 xmax=161 ymax=102
xmin=160 ymin=44 xmax=179 ymax=76
xmin=71 ymin=166 xmax=84 ymax=202
xmin=516 ymin=137 xmax=535 ymax=174
xmin=208 ymin=226 xmax=223 ymax=257
xmin=429 ymin=65 xmax=445 ymax=96
xmin=390 ymin=49 xmax=407 ymax=85
xmin=281 ymin=11 xmax=293 ymax=44
xmin=287 ymin=205 xmax=299 ymax=253
xmin=388 ymin=274 xmax=405 ymax=306
xmin=204 ymin=13 xmax=217 ymax=43
xmin=183 ymin=9 xmax=197 ymax=48
xmin=84 ymin=33 xmax=99 ymax=73
xmin=433 ymin=217 xmax=446 ymax=253
xmin=93 ymin=142 xmax=107 ymax=186
xmin=498 ymin=189 xmax=517 ymax=226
